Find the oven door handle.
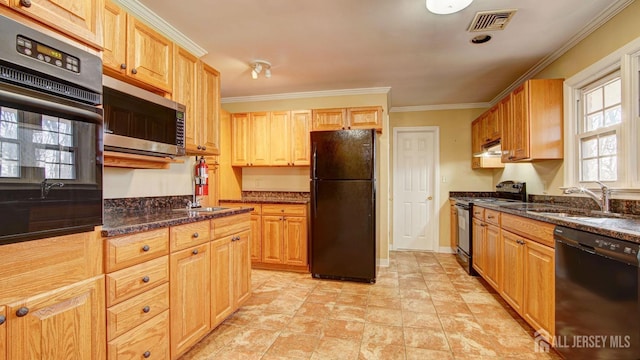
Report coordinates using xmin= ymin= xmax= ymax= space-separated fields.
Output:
xmin=0 ymin=88 xmax=102 ymax=123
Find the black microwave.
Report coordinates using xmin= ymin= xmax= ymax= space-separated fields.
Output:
xmin=102 ymin=76 xmax=186 ymax=157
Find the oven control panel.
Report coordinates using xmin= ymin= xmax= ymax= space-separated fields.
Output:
xmin=16 ymin=35 xmax=80 ymax=73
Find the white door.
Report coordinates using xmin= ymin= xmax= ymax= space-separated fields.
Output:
xmin=393 ymin=127 xmax=439 ymax=251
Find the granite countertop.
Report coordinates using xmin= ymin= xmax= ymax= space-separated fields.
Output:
xmin=219 ymin=198 xmax=309 ymax=205
xmin=452 ymin=197 xmax=640 ymax=243
xmin=101 ymin=207 xmax=252 ymax=237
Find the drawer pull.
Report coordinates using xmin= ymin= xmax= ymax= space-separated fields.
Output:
xmin=20 ymin=0 xmax=31 ymax=7
xmin=0 ymin=315 xmax=5 ymax=325
xmin=131 ymin=68 xmax=138 ymax=75
xmin=142 ymin=276 xmax=150 ymax=283
xmin=142 ymin=306 xmax=150 ymax=313
xmin=193 ymin=232 xmax=199 ymax=238
xmin=192 ymin=249 xmax=199 ymax=255
xmin=142 ymin=244 xmax=150 ymax=252
xmin=120 ymin=63 xmax=127 ymax=70
xmin=16 ymin=307 xmax=29 ymax=317
xmin=488 ymin=215 xmax=495 ymax=219
xmin=143 ymin=351 xmax=151 ymax=358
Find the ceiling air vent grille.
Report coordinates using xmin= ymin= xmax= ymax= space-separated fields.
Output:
xmin=468 ymin=10 xmax=517 ymax=32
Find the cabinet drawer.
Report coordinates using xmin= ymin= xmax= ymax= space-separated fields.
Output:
xmin=502 ymin=213 xmax=555 ymax=248
xmin=107 ymin=283 xmax=170 ymax=340
xmin=223 ymin=202 xmax=261 ymax=215
xmin=106 ymin=256 xmax=169 ymax=307
xmin=105 ymin=228 xmax=169 ymax=272
xmin=262 ymin=204 xmax=307 ymax=216
xmin=107 ymin=309 xmax=170 ymax=360
xmin=485 ymin=209 xmax=501 ymax=226
xmin=170 ymin=221 xmax=210 ymax=252
xmin=472 ymin=206 xmax=485 ymax=220
xmin=212 ymin=213 xmax=251 ymax=239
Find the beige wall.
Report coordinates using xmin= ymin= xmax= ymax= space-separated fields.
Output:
xmin=104 ymin=158 xmax=194 ymax=199
xmin=389 ymin=108 xmax=491 ymax=249
xmin=222 ymin=92 xmax=392 ymax=264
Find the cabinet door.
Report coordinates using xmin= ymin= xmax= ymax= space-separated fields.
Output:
xmin=347 ymin=107 xmax=382 ymax=132
xmin=283 ymin=217 xmax=308 ymax=266
xmin=471 ymin=117 xmax=483 ymax=155
xmin=498 ymin=94 xmax=511 ymax=148
xmin=485 ymin=106 xmax=500 ymax=143
xmin=509 ymin=84 xmax=530 ymax=161
xmin=127 ymin=18 xmax=173 ymax=92
xmin=0 ymin=306 xmax=6 ymax=360
xmin=484 ymin=224 xmax=501 ymax=291
xmin=103 ymin=0 xmax=126 ymax=74
xmin=290 ymin=110 xmax=311 ymax=166
xmin=312 ymin=109 xmax=346 ymax=131
xmin=107 ymin=309 xmax=169 ymax=360
xmin=471 ymin=218 xmax=485 ymax=275
xmin=523 ymin=240 xmax=555 ymax=338
xmin=210 ymin=236 xmax=233 ymax=327
xmin=261 ymin=215 xmax=284 ymax=264
xmin=7 ymin=276 xmax=105 ymax=360
xmin=231 ymin=113 xmax=250 ymax=166
xmin=250 ymin=112 xmax=270 ymax=166
xmin=205 ymin=156 xmax=220 ymax=207
xmin=10 ymin=0 xmax=103 ymax=48
xmin=269 ymin=111 xmax=291 ymax=166
xmin=233 ymin=230 xmax=252 ymax=307
xmin=449 ymin=202 xmax=458 ymax=249
xmin=500 ymin=230 xmax=525 ymax=314
xmin=250 ymin=214 xmax=262 ymax=262
xmin=170 ymin=243 xmax=210 ymax=358
xmin=199 ymin=63 xmax=221 ymax=155
xmin=174 ymin=47 xmax=199 ymax=153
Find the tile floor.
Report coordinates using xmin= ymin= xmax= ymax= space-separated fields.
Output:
xmin=179 ymin=251 xmax=562 ymax=360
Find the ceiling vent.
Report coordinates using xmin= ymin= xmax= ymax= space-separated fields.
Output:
xmin=468 ymin=9 xmax=517 ymax=32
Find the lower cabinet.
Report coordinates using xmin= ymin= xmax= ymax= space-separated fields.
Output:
xmin=500 ymin=230 xmax=525 ymax=313
xmin=471 ymin=217 xmax=485 ymax=276
xmin=484 ymin=223 xmax=501 ymax=290
xmin=0 ymin=306 xmax=5 ymax=360
xmin=170 ymin=243 xmax=211 ymax=359
xmin=6 ymin=276 xmax=105 ymax=360
xmin=107 ymin=310 xmax=169 ymax=360
xmin=259 ymin=204 xmax=308 ymax=271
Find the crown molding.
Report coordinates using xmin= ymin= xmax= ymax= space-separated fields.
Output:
xmin=389 ymin=103 xmax=490 ymax=113
xmin=221 ymin=87 xmax=391 ymax=104
xmin=489 ymin=0 xmax=634 ymax=106
xmin=114 ymin=0 xmax=207 ymax=57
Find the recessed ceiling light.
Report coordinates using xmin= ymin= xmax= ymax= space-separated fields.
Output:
xmin=426 ymin=0 xmax=473 ymax=15
xmin=471 ymin=34 xmax=492 ymax=44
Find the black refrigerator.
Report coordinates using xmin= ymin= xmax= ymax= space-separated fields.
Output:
xmin=310 ymin=129 xmax=376 ymax=283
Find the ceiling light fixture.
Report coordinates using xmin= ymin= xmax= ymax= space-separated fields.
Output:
xmin=250 ymin=60 xmax=271 ymax=80
xmin=426 ymin=0 xmax=473 ymax=15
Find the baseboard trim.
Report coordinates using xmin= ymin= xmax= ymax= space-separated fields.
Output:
xmin=438 ymin=246 xmax=456 ymax=254
xmin=377 ymin=258 xmax=390 ymax=267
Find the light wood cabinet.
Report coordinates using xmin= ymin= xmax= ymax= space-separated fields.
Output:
xmin=523 ymin=239 xmax=555 ymax=339
xmin=106 ymin=283 xmax=169 ymax=340
xmin=231 ymin=110 xmax=311 ymax=167
xmin=471 ymin=117 xmax=484 ymax=154
xmin=218 ymin=109 xmax=242 ymax=200
xmin=173 ymin=46 xmax=199 ymax=151
xmin=484 ymin=106 xmax=500 ymax=144
xmin=170 ymin=243 xmax=210 ymax=359
xmin=501 ymin=229 xmax=525 ymax=313
xmin=169 ymin=220 xmax=210 ymax=252
xmin=312 ymin=107 xmax=383 ymax=132
xmin=103 ymin=1 xmax=173 ymax=93
xmin=194 ymin=63 xmax=221 ymax=155
xmin=258 ymin=204 xmax=308 ymax=271
xmin=449 ymin=200 xmax=457 ymax=250
xmin=8 ymin=0 xmax=104 ymax=49
xmin=210 ymin=214 xmax=251 ymax=328
xmin=6 ymin=276 xmax=105 ymax=360
xmin=484 ymin=223 xmax=501 ymax=290
xmin=501 ymin=79 xmax=563 ymax=162
xmin=0 ymin=306 xmax=5 ymax=360
xmin=107 ymin=309 xmax=169 ymax=360
xmin=104 ymin=228 xmax=169 ymax=272
xmin=220 ymin=203 xmax=262 ymax=263
xmin=471 ymin=217 xmax=485 ymax=276
xmin=470 ymin=111 xmax=504 ymax=169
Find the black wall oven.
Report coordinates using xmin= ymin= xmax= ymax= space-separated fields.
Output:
xmin=0 ymin=15 xmax=103 ymax=245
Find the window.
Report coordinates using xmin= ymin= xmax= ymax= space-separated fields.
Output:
xmin=0 ymin=107 xmax=20 ymax=178
xmin=33 ymin=116 xmax=76 ymax=180
xmin=564 ymin=37 xmax=640 ymax=193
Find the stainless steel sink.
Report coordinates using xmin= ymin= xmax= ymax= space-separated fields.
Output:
xmin=172 ymin=207 xmax=229 ymax=213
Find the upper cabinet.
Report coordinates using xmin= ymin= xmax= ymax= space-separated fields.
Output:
xmin=312 ymin=106 xmax=383 ymax=132
xmin=5 ymin=0 xmax=104 ymax=49
xmin=231 ymin=110 xmax=311 ymax=167
xmin=103 ymin=0 xmax=173 ymax=93
xmin=173 ymin=46 xmax=199 ymax=151
xmin=501 ymin=79 xmax=563 ymax=163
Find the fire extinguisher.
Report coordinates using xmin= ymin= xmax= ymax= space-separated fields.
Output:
xmin=195 ymin=156 xmax=208 ymax=196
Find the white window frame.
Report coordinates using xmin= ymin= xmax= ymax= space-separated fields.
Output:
xmin=564 ymin=36 xmax=640 ymax=196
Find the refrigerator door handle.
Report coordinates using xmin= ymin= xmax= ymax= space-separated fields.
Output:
xmin=312 ymin=142 xmax=317 ymax=179
xmin=313 ymin=180 xmax=318 ymax=216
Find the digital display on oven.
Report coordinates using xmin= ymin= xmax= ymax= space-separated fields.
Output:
xmin=36 ymin=43 xmax=63 ymax=60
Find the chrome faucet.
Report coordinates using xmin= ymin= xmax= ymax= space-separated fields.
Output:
xmin=41 ymin=179 xmax=64 ymax=199
xmin=563 ymin=181 xmax=611 ymax=213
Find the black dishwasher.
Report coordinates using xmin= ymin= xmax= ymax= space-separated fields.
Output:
xmin=555 ymin=226 xmax=640 ymax=359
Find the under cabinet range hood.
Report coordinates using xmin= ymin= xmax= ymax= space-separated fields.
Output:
xmin=102 ymin=76 xmax=186 ymax=157
xmin=473 ymin=140 xmax=502 ymax=157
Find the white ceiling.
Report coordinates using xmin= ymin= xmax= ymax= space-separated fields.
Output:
xmin=133 ymin=0 xmax=631 ymax=109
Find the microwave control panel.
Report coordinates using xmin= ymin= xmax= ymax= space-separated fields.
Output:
xmin=16 ymin=35 xmax=81 ymax=73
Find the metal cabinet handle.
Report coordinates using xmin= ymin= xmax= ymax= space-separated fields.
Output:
xmin=0 ymin=315 xmax=6 ymax=325
xmin=192 ymin=249 xmax=199 ymax=255
xmin=142 ymin=276 xmax=150 ymax=283
xmin=202 ymin=146 xmax=206 ymax=150
xmin=193 ymin=232 xmax=199 ymax=238
xmin=142 ymin=306 xmax=150 ymax=313
xmin=16 ymin=307 xmax=29 ymax=317
xmin=487 ymin=215 xmax=495 ymax=219
xmin=131 ymin=68 xmax=138 ymax=75
xmin=143 ymin=351 xmax=151 ymax=358
xmin=120 ymin=63 xmax=127 ymax=70
xmin=20 ymin=0 xmax=31 ymax=7
xmin=142 ymin=244 xmax=150 ymax=252
xmin=197 ymin=145 xmax=202 ymax=150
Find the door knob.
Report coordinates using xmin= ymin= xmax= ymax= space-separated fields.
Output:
xmin=427 ymin=196 xmax=433 ymax=200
